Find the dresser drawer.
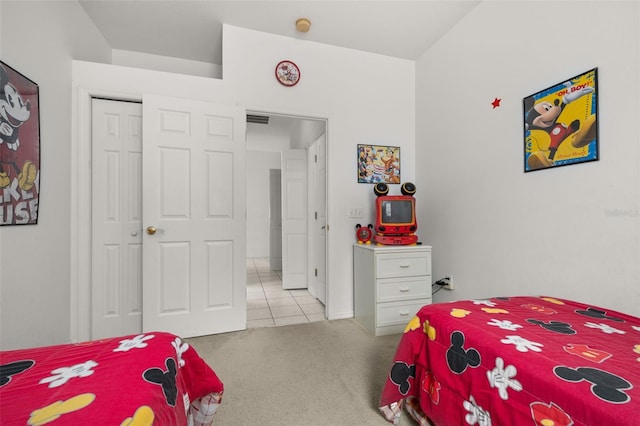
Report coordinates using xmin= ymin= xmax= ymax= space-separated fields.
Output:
xmin=375 ymin=252 xmax=431 ymax=279
xmin=377 ymin=276 xmax=430 ymax=303
xmin=376 ymin=299 xmax=431 ymax=328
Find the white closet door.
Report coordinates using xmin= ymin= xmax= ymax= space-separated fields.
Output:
xmin=91 ymin=98 xmax=143 ymax=339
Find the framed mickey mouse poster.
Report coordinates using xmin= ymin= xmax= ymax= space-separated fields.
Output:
xmin=357 ymin=144 xmax=401 ymax=184
xmin=0 ymin=61 xmax=41 ymax=225
xmin=523 ymin=68 xmax=598 ymax=172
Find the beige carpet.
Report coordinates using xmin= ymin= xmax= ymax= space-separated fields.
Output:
xmin=187 ymin=319 xmax=416 ymax=425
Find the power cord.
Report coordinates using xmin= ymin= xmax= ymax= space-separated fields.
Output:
xmin=432 ymin=278 xmax=448 ymax=295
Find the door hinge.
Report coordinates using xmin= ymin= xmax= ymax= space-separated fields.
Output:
xmin=314 ymin=154 xmax=317 ymax=163
xmin=315 ymin=268 xmax=318 ymax=277
xmin=315 ymin=211 xmax=318 ymax=220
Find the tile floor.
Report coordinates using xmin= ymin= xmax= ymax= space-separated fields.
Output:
xmin=246 ymin=258 xmax=327 ymax=328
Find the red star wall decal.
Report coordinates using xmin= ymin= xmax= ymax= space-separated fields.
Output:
xmin=491 ymin=98 xmax=501 ymax=109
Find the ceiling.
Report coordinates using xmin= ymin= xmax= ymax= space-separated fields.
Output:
xmin=78 ymin=0 xmax=481 ymax=65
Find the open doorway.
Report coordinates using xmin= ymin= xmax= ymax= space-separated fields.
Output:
xmin=245 ymin=112 xmax=328 ymax=327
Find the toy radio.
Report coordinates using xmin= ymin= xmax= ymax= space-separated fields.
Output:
xmin=373 ymin=182 xmax=418 ymax=245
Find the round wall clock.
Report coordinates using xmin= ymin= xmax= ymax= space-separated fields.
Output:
xmin=275 ymin=60 xmax=300 ymax=86
xmin=355 ymin=224 xmax=373 ymax=244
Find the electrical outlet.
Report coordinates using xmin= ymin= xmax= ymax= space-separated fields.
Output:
xmin=443 ymin=275 xmax=454 ymax=290
xmin=347 ymin=207 xmax=363 ymax=218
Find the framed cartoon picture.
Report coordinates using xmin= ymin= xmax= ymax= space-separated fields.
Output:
xmin=357 ymin=144 xmax=400 ymax=184
xmin=523 ymin=68 xmax=598 ymax=172
xmin=0 ymin=61 xmax=40 ymax=225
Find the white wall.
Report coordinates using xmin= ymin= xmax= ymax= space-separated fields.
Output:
xmin=10 ymin=1 xmax=634 ymax=350
xmin=0 ymin=1 xmax=112 ymax=350
xmin=246 ymin=117 xmax=327 ymax=263
xmin=0 ymin=5 xmax=415 ymax=347
xmin=223 ymin=26 xmax=416 ymax=320
xmin=112 ymin=49 xmax=222 ymax=78
xmin=245 ymin=119 xmax=300 ymax=259
xmin=416 ymin=1 xmax=640 ymax=316
xmin=246 ymin=150 xmax=281 ymax=258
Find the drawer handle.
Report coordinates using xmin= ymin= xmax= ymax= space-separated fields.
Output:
xmin=399 ymin=287 xmax=410 ymax=292
xmin=399 ymin=311 xmax=410 ymax=316
xmin=399 ymin=264 xmax=410 ymax=268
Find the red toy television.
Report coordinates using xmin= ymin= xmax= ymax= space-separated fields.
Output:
xmin=373 ymin=182 xmax=419 ymax=245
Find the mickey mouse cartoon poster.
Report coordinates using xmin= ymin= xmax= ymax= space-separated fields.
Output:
xmin=523 ymin=68 xmax=598 ymax=172
xmin=0 ymin=61 xmax=40 ymax=225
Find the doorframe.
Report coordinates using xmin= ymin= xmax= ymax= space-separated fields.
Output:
xmin=245 ymin=108 xmax=330 ymax=312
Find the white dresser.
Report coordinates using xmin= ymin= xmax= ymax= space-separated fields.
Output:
xmin=353 ymin=244 xmax=432 ymax=336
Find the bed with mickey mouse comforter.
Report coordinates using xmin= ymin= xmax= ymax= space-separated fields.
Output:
xmin=379 ymin=296 xmax=640 ymax=426
xmin=0 ymin=332 xmax=223 ymax=425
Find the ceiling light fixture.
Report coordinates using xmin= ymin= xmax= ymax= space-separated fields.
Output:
xmin=296 ymin=18 xmax=311 ymax=33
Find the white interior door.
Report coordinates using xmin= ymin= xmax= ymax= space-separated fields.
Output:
xmin=91 ymin=99 xmax=143 ymax=339
xmin=315 ymin=134 xmax=327 ymax=304
xmin=281 ymin=148 xmax=307 ymax=289
xmin=142 ymin=94 xmax=246 ymax=337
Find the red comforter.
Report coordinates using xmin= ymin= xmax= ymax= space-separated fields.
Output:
xmin=380 ymin=296 xmax=640 ymax=425
xmin=1 ymin=332 xmax=223 ymax=425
